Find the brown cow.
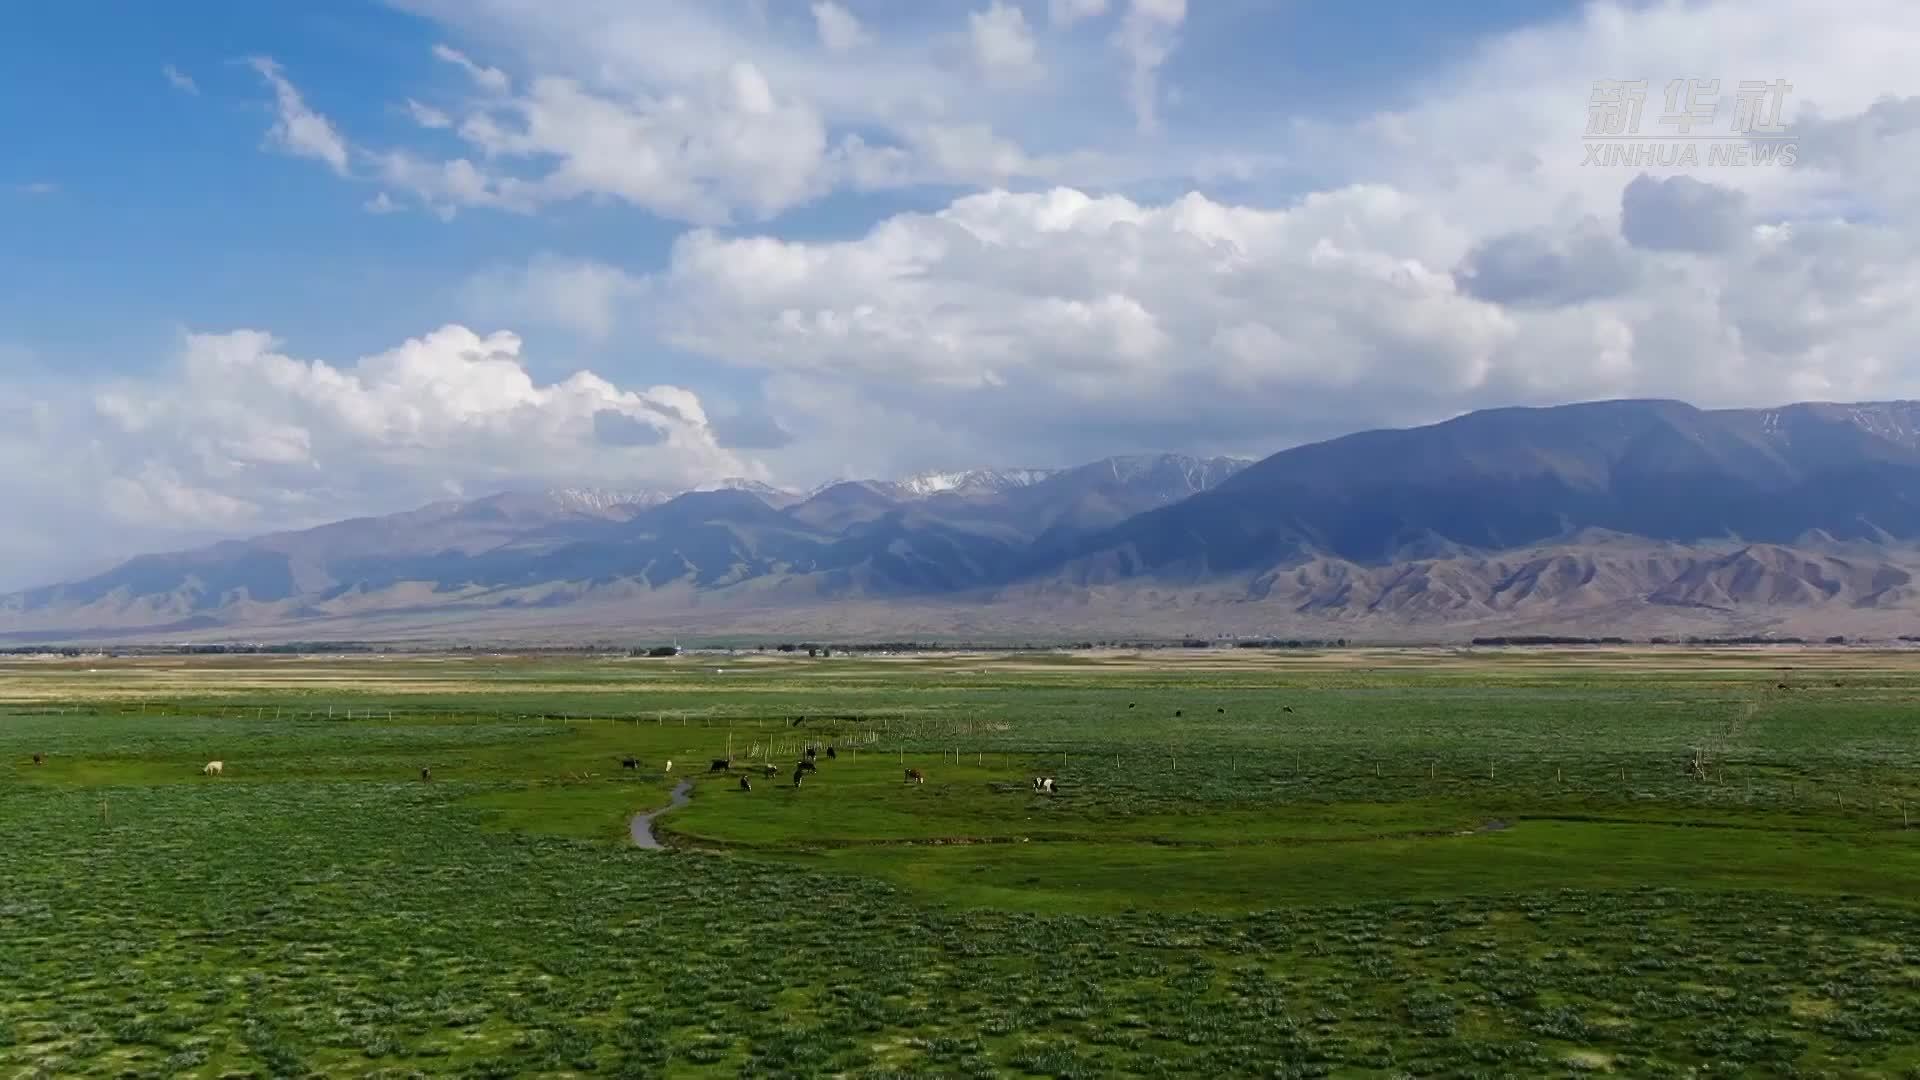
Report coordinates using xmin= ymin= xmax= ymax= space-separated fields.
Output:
xmin=904 ymin=768 xmax=925 ymax=784
xmin=31 ymin=753 xmax=44 ymax=766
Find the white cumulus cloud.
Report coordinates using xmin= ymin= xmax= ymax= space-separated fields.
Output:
xmin=811 ymin=2 xmax=869 ymax=53
xmin=970 ymin=2 xmax=1045 ymax=87
xmin=0 ymin=326 xmax=757 ymax=584
xmin=250 ymin=57 xmax=350 ymax=176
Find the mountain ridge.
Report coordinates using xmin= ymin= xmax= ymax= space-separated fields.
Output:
xmin=14 ymin=402 xmax=1920 ymax=641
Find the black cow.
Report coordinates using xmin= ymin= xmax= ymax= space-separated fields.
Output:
xmin=1217 ymin=707 xmax=1225 ymax=714
xmin=805 ymin=746 xmax=817 ymax=761
xmin=1174 ymin=709 xmax=1183 ymax=718
xmin=31 ymin=753 xmax=44 ymax=766
xmin=797 ymin=758 xmax=818 ymax=774
xmin=710 ymin=758 xmax=732 ymax=773
xmin=739 ymin=775 xmax=752 ymax=791
xmin=792 ymin=770 xmax=805 ymax=788
xmin=622 ymin=756 xmax=639 ymax=770
xmin=1128 ymin=702 xmax=1137 ymax=709
xmin=826 ymin=745 xmax=838 ymax=760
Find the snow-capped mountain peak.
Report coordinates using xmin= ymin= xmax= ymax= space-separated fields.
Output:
xmin=692 ymin=477 xmax=798 ymax=497
xmin=543 ymin=488 xmax=672 ymax=514
xmin=893 ymin=468 xmax=1057 ymax=497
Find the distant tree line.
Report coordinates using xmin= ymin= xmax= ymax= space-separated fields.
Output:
xmin=1647 ymin=635 xmax=1809 ymax=645
xmin=1472 ymin=636 xmax=1630 ymax=646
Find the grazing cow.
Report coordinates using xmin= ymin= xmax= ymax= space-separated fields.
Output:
xmin=805 ymin=746 xmax=817 ymax=761
xmin=622 ymin=756 xmax=639 ymax=770
xmin=202 ymin=760 xmax=224 ymax=777
xmin=826 ymin=745 xmax=837 ymax=760
xmin=792 ymin=770 xmax=804 ymax=788
xmin=763 ymin=763 xmax=779 ymax=777
xmin=31 ymin=753 xmax=43 ymax=766
xmin=420 ymin=767 xmax=432 ymax=782
xmin=1282 ymin=706 xmax=1293 ymax=714
xmin=1128 ymin=702 xmax=1137 ymax=709
xmin=664 ymin=760 xmax=673 ymax=773
xmin=1174 ymin=709 xmax=1183 ymax=718
xmin=797 ymin=758 xmax=818 ymax=774
xmin=1217 ymin=707 xmax=1225 ymax=714
xmin=739 ymin=775 xmax=752 ymax=792
xmin=904 ymin=768 xmax=925 ymax=784
xmin=710 ymin=758 xmax=732 ymax=773
xmin=1033 ymin=776 xmax=1056 ymax=794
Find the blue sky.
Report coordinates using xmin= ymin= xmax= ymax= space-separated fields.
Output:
xmin=1 ymin=1 xmax=1569 ymax=375
xmin=2 ymin=0 xmax=1918 ymax=587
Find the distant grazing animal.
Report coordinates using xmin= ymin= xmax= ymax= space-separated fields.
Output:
xmin=1217 ymin=707 xmax=1225 ymax=714
xmin=710 ymin=758 xmax=732 ymax=773
xmin=1033 ymin=776 xmax=1056 ymax=794
xmin=420 ymin=767 xmax=431 ymax=782
xmin=1128 ymin=702 xmax=1136 ymax=709
xmin=664 ymin=760 xmax=673 ymax=772
xmin=1174 ymin=709 xmax=1183 ymax=718
xmin=739 ymin=775 xmax=752 ymax=792
xmin=792 ymin=770 xmax=804 ymax=788
xmin=826 ymin=745 xmax=837 ymax=760
xmin=805 ymin=746 xmax=817 ymax=761
xmin=622 ymin=757 xmax=639 ymax=770
xmin=904 ymin=768 xmax=925 ymax=784
xmin=202 ymin=760 xmax=224 ymax=777
xmin=797 ymin=758 xmax=818 ymax=774
xmin=31 ymin=753 xmax=43 ymax=766
xmin=1282 ymin=707 xmax=1293 ymax=714
xmin=763 ymin=763 xmax=779 ymax=777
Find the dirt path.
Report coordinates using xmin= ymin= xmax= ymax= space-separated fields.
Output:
xmin=630 ymin=779 xmax=693 ymax=849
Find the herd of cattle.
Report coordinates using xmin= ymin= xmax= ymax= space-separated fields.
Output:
xmin=686 ymin=742 xmax=933 ymax=792
xmin=25 ymin=746 xmax=1068 ymax=796
xmin=30 ymin=729 xmax=1067 ymax=796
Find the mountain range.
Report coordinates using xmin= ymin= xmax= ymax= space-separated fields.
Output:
xmin=13 ymin=399 xmax=1920 ymax=643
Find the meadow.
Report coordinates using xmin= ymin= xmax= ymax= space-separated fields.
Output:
xmin=3 ymin=646 xmax=1920 ymax=1077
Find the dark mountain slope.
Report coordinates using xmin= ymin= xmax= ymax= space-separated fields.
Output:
xmin=1048 ymin=400 xmax=1920 ymax=582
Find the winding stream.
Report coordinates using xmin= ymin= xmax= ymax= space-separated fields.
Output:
xmin=630 ymin=779 xmax=693 ymax=849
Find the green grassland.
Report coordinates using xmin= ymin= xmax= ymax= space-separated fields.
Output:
xmin=3 ymin=647 xmax=1920 ymax=1077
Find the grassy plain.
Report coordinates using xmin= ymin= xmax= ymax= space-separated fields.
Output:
xmin=3 ymin=646 xmax=1920 ymax=1077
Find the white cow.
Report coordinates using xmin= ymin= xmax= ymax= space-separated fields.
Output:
xmin=663 ymin=759 xmax=672 ymax=773
xmin=203 ymin=760 xmax=224 ymax=776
